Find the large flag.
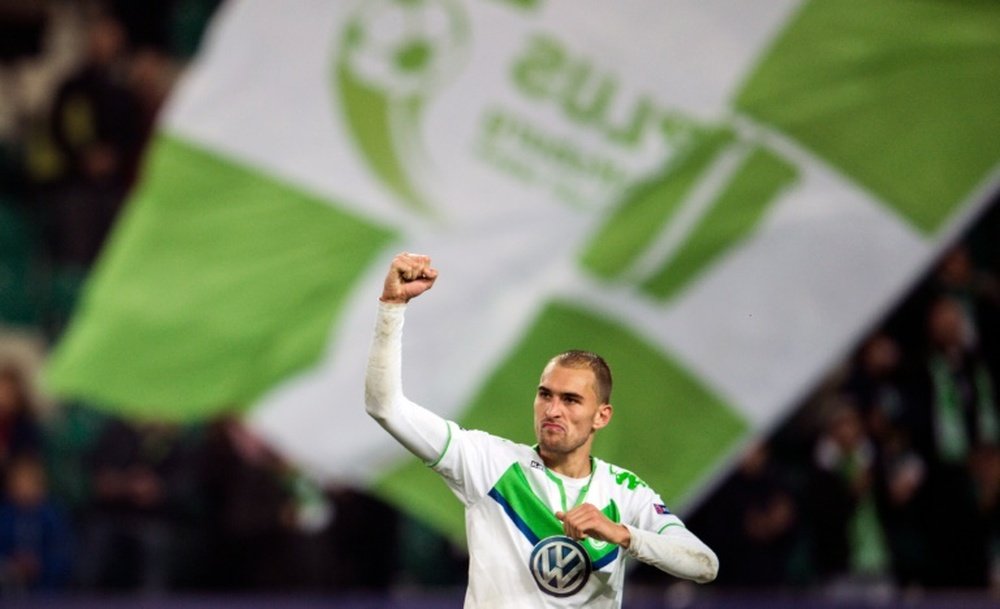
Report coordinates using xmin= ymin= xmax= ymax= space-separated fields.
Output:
xmin=45 ymin=0 xmax=1000 ymax=540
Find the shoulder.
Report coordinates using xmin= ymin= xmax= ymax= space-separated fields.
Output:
xmin=596 ymin=459 xmax=683 ymax=528
xmin=596 ymin=458 xmax=652 ymax=493
xmin=432 ymin=425 xmax=537 ymax=503
xmin=456 ymin=426 xmax=526 ymax=448
xmin=448 ymin=425 xmax=535 ymax=463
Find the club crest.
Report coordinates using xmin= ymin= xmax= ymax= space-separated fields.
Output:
xmin=529 ymin=535 xmax=591 ymax=597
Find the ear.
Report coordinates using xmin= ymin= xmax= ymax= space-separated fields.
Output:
xmin=592 ymin=403 xmax=613 ymax=431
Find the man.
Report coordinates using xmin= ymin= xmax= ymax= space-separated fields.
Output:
xmin=365 ymin=252 xmax=718 ymax=608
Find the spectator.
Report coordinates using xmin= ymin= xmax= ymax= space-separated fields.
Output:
xmin=200 ymin=417 xmax=335 ymax=591
xmin=200 ymin=417 xmax=300 ymax=590
xmin=0 ymin=454 xmax=72 ymax=594
xmin=44 ymin=12 xmax=142 ymax=267
xmin=0 ymin=365 xmax=42 ymax=478
xmin=910 ymin=295 xmax=999 ymax=467
xmin=327 ymin=489 xmax=402 ymax=592
xmin=870 ymin=411 xmax=930 ymax=588
xmin=846 ymin=333 xmax=907 ymax=432
xmin=77 ymin=418 xmax=201 ymax=592
xmin=843 ymin=334 xmax=930 ymax=585
xmin=903 ymin=294 xmax=997 ymax=587
xmin=127 ymin=46 xmax=177 ymax=150
xmin=807 ymin=401 xmax=891 ymax=592
xmin=931 ymin=245 xmax=1000 ymax=368
xmin=693 ymin=441 xmax=800 ymax=587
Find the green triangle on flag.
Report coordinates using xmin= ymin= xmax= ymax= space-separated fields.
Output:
xmin=44 ymin=135 xmax=395 ymax=420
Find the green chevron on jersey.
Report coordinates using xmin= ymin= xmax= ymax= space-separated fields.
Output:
xmin=488 ymin=463 xmax=620 ymax=564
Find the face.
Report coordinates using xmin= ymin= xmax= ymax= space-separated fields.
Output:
xmin=0 ymin=375 xmax=21 ymax=418
xmin=928 ymin=298 xmax=965 ymax=349
xmin=830 ymin=407 xmax=863 ymax=448
xmin=7 ymin=461 xmax=46 ymax=508
xmin=89 ymin=18 xmax=125 ymax=65
xmin=533 ymin=363 xmax=611 ymax=457
xmin=862 ymin=334 xmax=899 ymax=377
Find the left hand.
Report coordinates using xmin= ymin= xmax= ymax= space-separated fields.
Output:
xmin=556 ymin=503 xmax=631 ymax=548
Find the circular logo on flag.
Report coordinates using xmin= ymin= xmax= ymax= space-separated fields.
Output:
xmin=342 ymin=0 xmax=470 ymax=97
xmin=529 ymin=536 xmax=592 ymax=597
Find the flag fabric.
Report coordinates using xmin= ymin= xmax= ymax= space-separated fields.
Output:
xmin=45 ymin=0 xmax=1000 ymax=541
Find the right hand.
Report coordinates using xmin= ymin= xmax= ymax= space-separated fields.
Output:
xmin=380 ymin=252 xmax=438 ymax=304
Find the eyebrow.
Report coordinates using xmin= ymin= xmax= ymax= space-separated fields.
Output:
xmin=538 ymin=385 xmax=585 ymax=402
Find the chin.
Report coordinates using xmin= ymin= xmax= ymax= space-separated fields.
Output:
xmin=538 ymin=439 xmax=567 ymax=454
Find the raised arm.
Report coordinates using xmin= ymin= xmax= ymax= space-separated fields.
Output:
xmin=364 ymin=253 xmax=451 ymax=463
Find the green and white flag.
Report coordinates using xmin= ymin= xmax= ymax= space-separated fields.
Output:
xmin=45 ymin=0 xmax=1000 ymax=539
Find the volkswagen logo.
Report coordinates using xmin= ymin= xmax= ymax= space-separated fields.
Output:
xmin=529 ymin=536 xmax=592 ymax=597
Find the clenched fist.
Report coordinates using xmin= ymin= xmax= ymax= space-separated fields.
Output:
xmin=380 ymin=252 xmax=438 ymax=304
xmin=556 ymin=503 xmax=632 ymax=548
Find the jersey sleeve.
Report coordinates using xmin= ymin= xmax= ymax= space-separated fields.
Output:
xmin=626 ymin=483 xmax=685 ymax=534
xmin=430 ymin=426 xmax=523 ymax=507
xmin=364 ymin=300 xmax=522 ymax=507
xmin=364 ymin=301 xmax=450 ymax=464
xmin=619 ymin=472 xmax=718 ymax=583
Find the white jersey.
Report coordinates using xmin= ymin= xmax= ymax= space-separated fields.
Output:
xmin=364 ymin=300 xmax=716 ymax=608
xmin=431 ymin=423 xmax=684 ymax=608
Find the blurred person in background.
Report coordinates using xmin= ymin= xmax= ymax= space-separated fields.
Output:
xmin=201 ymin=417 xmax=297 ymax=590
xmin=0 ymin=454 xmax=72 ymax=594
xmin=200 ymin=417 xmax=335 ymax=592
xmin=323 ymin=488 xmax=401 ymax=592
xmin=844 ymin=334 xmax=930 ymax=587
xmin=868 ymin=406 xmax=930 ymax=591
xmin=200 ymin=417 xmax=395 ymax=592
xmin=847 ymin=333 xmax=907 ymax=432
xmin=871 ymin=420 xmax=929 ymax=589
xmin=807 ymin=400 xmax=891 ymax=596
xmin=0 ymin=366 xmax=42 ymax=481
xmin=905 ymin=294 xmax=997 ymax=587
xmin=967 ymin=445 xmax=1000 ymax=591
xmin=45 ymin=11 xmax=141 ymax=267
xmin=915 ymin=295 xmax=999 ymax=472
xmin=930 ymin=246 xmax=1000 ymax=375
xmin=77 ymin=418 xmax=201 ymax=592
xmin=693 ymin=441 xmax=799 ymax=588
xmin=127 ymin=46 xmax=176 ymax=149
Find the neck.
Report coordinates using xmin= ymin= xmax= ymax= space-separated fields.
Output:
xmin=539 ymin=447 xmax=593 ymax=479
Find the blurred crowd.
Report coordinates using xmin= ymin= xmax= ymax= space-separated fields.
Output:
xmin=0 ymin=0 xmax=460 ymax=597
xmin=0 ymin=0 xmax=198 ymax=337
xmin=1 ymin=0 xmax=1000 ymax=601
xmin=687 ymin=216 xmax=1000 ymax=597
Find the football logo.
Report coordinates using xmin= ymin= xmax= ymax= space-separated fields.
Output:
xmin=529 ymin=536 xmax=591 ymax=597
xmin=335 ymin=0 xmax=470 ymax=215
